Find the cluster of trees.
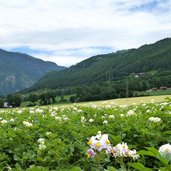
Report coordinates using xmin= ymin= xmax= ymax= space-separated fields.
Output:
xmin=24 ymin=90 xmax=57 ymax=105
xmin=0 ymin=98 xmax=3 ymax=108
xmin=69 ymin=82 xmax=133 ymax=102
xmin=6 ymin=94 xmax=21 ymax=107
xmin=21 ymin=90 xmax=68 ymax=107
xmin=0 ymin=94 xmax=22 ymax=108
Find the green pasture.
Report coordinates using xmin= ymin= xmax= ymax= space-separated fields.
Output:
xmin=51 ymin=95 xmax=171 ymax=108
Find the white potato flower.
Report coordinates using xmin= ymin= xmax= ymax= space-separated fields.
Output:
xmin=89 ymin=118 xmax=94 ymax=123
xmin=159 ymin=144 xmax=171 ymax=157
xmin=149 ymin=117 xmax=161 ymax=123
xmin=103 ymin=120 xmax=108 ymax=124
xmin=0 ymin=119 xmax=8 ymax=124
xmin=87 ymin=132 xmax=111 ymax=151
xmin=38 ymin=144 xmax=46 ymax=150
xmin=38 ymin=138 xmax=45 ymax=144
xmin=23 ymin=121 xmax=33 ymax=127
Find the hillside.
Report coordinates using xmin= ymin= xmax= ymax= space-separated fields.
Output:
xmin=28 ymin=38 xmax=171 ymax=92
xmin=0 ymin=49 xmax=65 ymax=95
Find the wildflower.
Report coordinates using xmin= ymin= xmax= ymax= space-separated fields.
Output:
xmin=106 ymin=146 xmax=113 ymax=154
xmin=46 ymin=132 xmax=52 ymax=135
xmin=127 ymin=149 xmax=140 ymax=160
xmin=10 ymin=118 xmax=14 ymax=122
xmin=101 ymin=116 xmax=106 ymax=119
xmin=73 ymin=107 xmax=78 ymax=111
xmin=35 ymin=108 xmax=44 ymax=114
xmin=114 ymin=142 xmax=129 ymax=157
xmin=38 ymin=138 xmax=46 ymax=150
xmin=159 ymin=144 xmax=171 ymax=157
xmin=51 ymin=112 xmax=57 ymax=116
xmin=23 ymin=121 xmax=33 ymax=127
xmin=63 ymin=116 xmax=69 ymax=121
xmin=87 ymin=132 xmax=111 ymax=151
xmin=126 ymin=110 xmax=135 ymax=116
xmin=53 ymin=107 xmax=58 ymax=111
xmin=81 ymin=116 xmax=86 ymax=123
xmin=149 ymin=117 xmax=161 ymax=123
xmin=89 ymin=118 xmax=94 ymax=123
xmin=103 ymin=120 xmax=108 ymax=124
xmin=38 ymin=144 xmax=46 ymax=150
xmin=77 ymin=109 xmax=82 ymax=113
xmin=55 ymin=116 xmax=62 ymax=121
xmin=87 ymin=149 xmax=95 ymax=158
xmin=108 ymin=142 xmax=139 ymax=160
xmin=146 ymin=110 xmax=150 ymax=113
xmin=38 ymin=138 xmax=45 ymax=144
xmin=109 ymin=115 xmax=115 ymax=119
xmin=0 ymin=119 xmax=8 ymax=124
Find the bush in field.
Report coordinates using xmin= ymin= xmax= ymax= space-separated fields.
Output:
xmin=20 ymin=101 xmax=35 ymax=107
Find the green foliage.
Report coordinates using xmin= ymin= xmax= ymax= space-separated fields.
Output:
xmin=0 ymin=100 xmax=171 ymax=170
xmin=20 ymin=101 xmax=35 ymax=107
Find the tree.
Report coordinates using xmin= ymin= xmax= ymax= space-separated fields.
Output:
xmin=14 ymin=94 xmax=22 ymax=107
xmin=0 ymin=98 xmax=3 ymax=108
xmin=28 ymin=93 xmax=38 ymax=103
xmin=7 ymin=94 xmax=21 ymax=107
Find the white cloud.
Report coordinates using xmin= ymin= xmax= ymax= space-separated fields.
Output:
xmin=35 ymin=54 xmax=88 ymax=67
xmin=0 ymin=0 xmax=171 ymax=66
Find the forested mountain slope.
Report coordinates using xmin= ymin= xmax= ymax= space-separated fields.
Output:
xmin=0 ymin=49 xmax=65 ymax=95
xmin=28 ymin=38 xmax=171 ymax=92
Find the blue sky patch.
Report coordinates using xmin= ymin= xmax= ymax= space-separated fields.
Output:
xmin=130 ymin=0 xmax=168 ymax=12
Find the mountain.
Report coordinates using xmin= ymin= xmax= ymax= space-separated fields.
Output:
xmin=0 ymin=49 xmax=66 ymax=95
xmin=27 ymin=38 xmax=171 ymax=93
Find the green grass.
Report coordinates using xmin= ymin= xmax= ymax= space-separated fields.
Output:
xmin=50 ymin=95 xmax=171 ymax=108
xmin=136 ymin=88 xmax=171 ymax=96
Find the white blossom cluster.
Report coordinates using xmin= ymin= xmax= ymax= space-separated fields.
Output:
xmin=87 ymin=131 xmax=111 ymax=152
xmin=23 ymin=121 xmax=33 ymax=127
xmin=126 ymin=110 xmax=136 ymax=117
xmin=87 ymin=132 xmax=139 ymax=160
xmin=149 ymin=117 xmax=161 ymax=123
xmin=0 ymin=119 xmax=8 ymax=124
xmin=159 ymin=144 xmax=171 ymax=158
xmin=38 ymin=138 xmax=46 ymax=150
xmin=106 ymin=142 xmax=139 ymax=160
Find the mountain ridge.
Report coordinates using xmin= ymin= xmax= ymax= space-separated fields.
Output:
xmin=0 ymin=49 xmax=66 ymax=95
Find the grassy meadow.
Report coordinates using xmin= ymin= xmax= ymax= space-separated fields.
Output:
xmin=51 ymin=95 xmax=171 ymax=108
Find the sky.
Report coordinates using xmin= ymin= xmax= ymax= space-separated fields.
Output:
xmin=0 ymin=0 xmax=171 ymax=67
